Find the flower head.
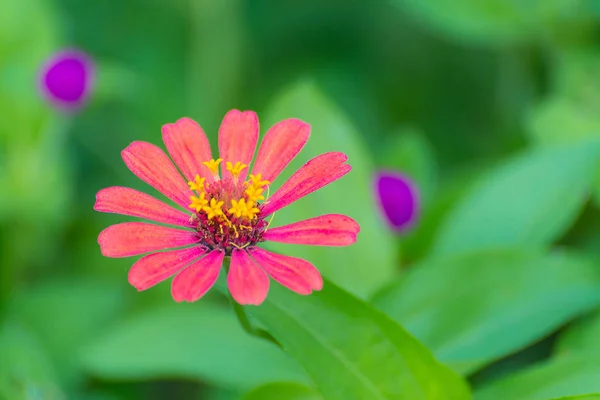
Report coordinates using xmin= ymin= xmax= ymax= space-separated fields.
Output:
xmin=39 ymin=49 xmax=95 ymax=110
xmin=95 ymin=110 xmax=359 ymax=305
xmin=373 ymin=171 xmax=420 ymax=233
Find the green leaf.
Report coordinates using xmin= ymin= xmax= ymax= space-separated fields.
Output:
xmin=249 ymin=280 xmax=471 ymax=400
xmin=0 ymin=323 xmax=65 ymax=400
xmin=555 ymin=308 xmax=600 ymax=357
xmin=474 ymin=355 xmax=600 ymax=400
xmin=372 ymin=249 xmax=600 ymax=374
xmin=8 ymin=278 xmax=127 ymax=385
xmin=239 ymin=382 xmax=322 ymax=400
xmin=550 ymin=395 xmax=600 ymax=400
xmin=261 ymin=80 xmax=396 ymax=297
xmin=80 ymin=303 xmax=309 ymax=390
xmin=432 ymin=142 xmax=600 ymax=257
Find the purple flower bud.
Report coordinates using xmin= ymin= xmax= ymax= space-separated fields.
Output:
xmin=374 ymin=171 xmax=420 ymax=233
xmin=39 ymin=49 xmax=94 ymax=110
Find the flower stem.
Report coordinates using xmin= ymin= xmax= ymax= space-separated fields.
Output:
xmin=228 ymin=296 xmax=281 ymax=348
xmin=223 ymin=257 xmax=281 ymax=348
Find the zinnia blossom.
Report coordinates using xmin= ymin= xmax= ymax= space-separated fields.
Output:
xmin=39 ymin=49 xmax=94 ymax=110
xmin=373 ymin=171 xmax=419 ymax=233
xmin=95 ymin=110 xmax=360 ymax=305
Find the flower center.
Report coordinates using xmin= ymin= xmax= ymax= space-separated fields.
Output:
xmin=187 ymin=160 xmax=271 ymax=254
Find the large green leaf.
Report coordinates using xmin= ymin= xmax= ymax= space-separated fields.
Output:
xmin=261 ymin=81 xmax=396 ymax=297
xmin=474 ymin=355 xmax=600 ymax=400
xmin=80 ymin=303 xmax=309 ymax=390
xmin=372 ymin=249 xmax=600 ymax=374
xmin=555 ymin=308 xmax=600 ymax=357
xmin=248 ymin=280 xmax=471 ymax=400
xmin=0 ymin=323 xmax=65 ymax=399
xmin=432 ymin=142 xmax=600 ymax=256
xmin=239 ymin=382 xmax=322 ymax=400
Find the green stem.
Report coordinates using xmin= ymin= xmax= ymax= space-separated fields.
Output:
xmin=223 ymin=257 xmax=281 ymax=348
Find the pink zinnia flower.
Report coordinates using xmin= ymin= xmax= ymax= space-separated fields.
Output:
xmin=95 ymin=110 xmax=360 ymax=305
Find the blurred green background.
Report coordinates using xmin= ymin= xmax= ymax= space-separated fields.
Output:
xmin=3 ymin=0 xmax=600 ymax=399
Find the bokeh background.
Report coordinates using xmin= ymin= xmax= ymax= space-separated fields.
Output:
xmin=3 ymin=0 xmax=600 ymax=399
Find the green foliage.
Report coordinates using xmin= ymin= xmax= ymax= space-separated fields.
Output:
xmin=373 ymin=249 xmax=600 ymax=374
xmin=432 ymin=142 xmax=600 ymax=256
xmin=80 ymin=304 xmax=309 ymax=390
xmin=474 ymin=355 xmax=600 ymax=400
xmin=3 ymin=0 xmax=600 ymax=398
xmin=249 ymin=281 xmax=471 ymax=400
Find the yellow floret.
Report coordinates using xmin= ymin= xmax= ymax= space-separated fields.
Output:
xmin=225 ymin=161 xmax=247 ymax=178
xmin=203 ymin=159 xmax=223 ymax=177
xmin=188 ymin=175 xmax=206 ymax=192
xmin=189 ymin=192 xmax=208 ymax=212
xmin=202 ymin=198 xmax=225 ymax=220
xmin=228 ymin=198 xmax=247 ymax=218
xmin=245 ymin=185 xmax=265 ymax=202
xmin=249 ymin=173 xmax=270 ymax=189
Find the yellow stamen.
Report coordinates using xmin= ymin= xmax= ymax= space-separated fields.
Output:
xmin=243 ymin=201 xmax=260 ymax=220
xmin=203 ymin=159 xmax=223 ymax=178
xmin=189 ymin=192 xmax=208 ymax=212
xmin=249 ymin=173 xmax=270 ymax=189
xmin=245 ymin=186 xmax=265 ymax=203
xmin=225 ymin=161 xmax=247 ymax=179
xmin=188 ymin=175 xmax=206 ymax=192
xmin=232 ymin=225 xmax=239 ymax=238
xmin=202 ymin=198 xmax=224 ymax=220
xmin=227 ymin=198 xmax=247 ymax=218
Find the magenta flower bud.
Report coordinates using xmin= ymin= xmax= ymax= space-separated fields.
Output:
xmin=374 ymin=171 xmax=420 ymax=233
xmin=39 ymin=49 xmax=94 ymax=110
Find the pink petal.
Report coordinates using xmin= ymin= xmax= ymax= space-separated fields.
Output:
xmin=261 ymin=152 xmax=351 ymax=217
xmin=128 ymin=246 xmax=207 ymax=291
xmin=227 ymin=249 xmax=270 ymax=305
xmin=98 ymin=222 xmax=198 ymax=258
xmin=171 ymin=249 xmax=224 ymax=302
xmin=121 ymin=141 xmax=192 ymax=209
xmin=251 ymin=118 xmax=310 ymax=183
xmin=162 ymin=117 xmax=215 ymax=183
xmin=218 ymin=110 xmax=258 ymax=181
xmin=94 ymin=186 xmax=192 ymax=227
xmin=263 ymin=214 xmax=359 ymax=246
xmin=249 ymin=248 xmax=323 ymax=294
